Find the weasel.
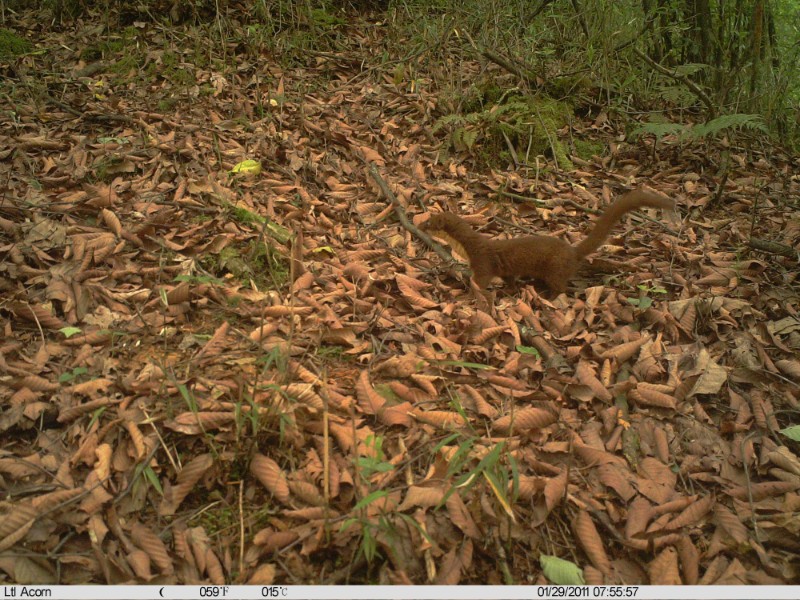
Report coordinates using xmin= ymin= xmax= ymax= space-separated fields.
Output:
xmin=420 ymin=189 xmax=675 ymax=293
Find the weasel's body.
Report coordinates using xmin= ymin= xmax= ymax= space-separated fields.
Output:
xmin=420 ymin=189 xmax=674 ymax=293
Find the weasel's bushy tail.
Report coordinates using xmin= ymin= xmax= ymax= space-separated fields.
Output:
xmin=573 ymin=189 xmax=675 ymax=260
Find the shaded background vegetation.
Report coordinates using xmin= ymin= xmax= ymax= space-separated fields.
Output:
xmin=3 ymin=0 xmax=798 ymax=156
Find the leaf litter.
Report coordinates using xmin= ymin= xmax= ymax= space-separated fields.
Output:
xmin=1 ymin=9 xmax=799 ymax=587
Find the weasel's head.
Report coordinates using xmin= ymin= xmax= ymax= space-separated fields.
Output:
xmin=419 ymin=212 xmax=458 ymax=232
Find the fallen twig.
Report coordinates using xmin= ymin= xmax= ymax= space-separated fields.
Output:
xmin=748 ymin=237 xmax=798 ymax=259
xmin=367 ymin=163 xmax=455 ymax=264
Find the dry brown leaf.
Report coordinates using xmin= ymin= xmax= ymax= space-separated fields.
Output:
xmin=434 ymin=541 xmax=472 ymax=585
xmin=9 ymin=376 xmax=57 ymax=395
xmin=598 ymin=336 xmax=649 ymax=363
xmin=288 ymin=480 xmax=325 ymax=506
xmin=248 ymin=323 xmax=279 ymax=342
xmin=459 ymin=385 xmax=498 ymax=418
xmin=573 ymin=443 xmax=625 ymax=467
xmin=359 ymin=145 xmax=385 ymax=164
xmin=651 ymin=495 xmax=697 ymax=517
xmin=355 ymin=370 xmax=385 ymax=414
xmin=676 ymin=536 xmax=700 ymax=584
xmin=517 ymin=474 xmax=545 ymax=501
xmin=283 ymin=383 xmax=324 ymax=410
xmin=583 ymin=565 xmax=604 ymax=585
xmin=713 ymin=504 xmax=749 ymax=544
xmin=767 ymin=446 xmax=800 ymax=476
xmin=387 ymin=380 xmax=430 ymax=403
xmin=678 ymin=300 xmax=697 ymax=333
xmin=0 ymin=502 xmax=38 ymax=553
xmin=377 ymin=401 xmax=413 ymax=427
xmin=630 ymin=383 xmax=677 ymax=409
xmin=575 ymin=361 xmax=612 ymax=402
xmin=598 ymin=463 xmax=636 ymax=502
xmin=70 ymin=378 xmax=114 ymax=397
xmin=248 ymin=563 xmax=277 ymax=584
xmin=165 ymin=411 xmax=236 ymax=434
xmin=624 ymin=496 xmax=653 ymax=545
xmin=543 ymin=469 xmax=568 ymax=511
xmin=485 ymin=374 xmax=529 ymax=391
xmin=396 ymin=273 xmax=439 ymax=310
xmin=94 ymin=443 xmax=112 ymax=485
xmin=124 ymin=420 xmax=147 ymax=461
xmin=250 ymin=454 xmax=291 ymax=505
xmin=412 ymin=409 xmax=468 ymax=429
xmin=472 ymin=325 xmax=507 ymax=345
xmin=666 ymin=494 xmax=714 ymax=529
xmin=195 ymin=321 xmax=229 ymax=359
xmin=100 ymin=208 xmax=123 ymax=236
xmin=260 ymin=305 xmax=313 ymax=317
xmin=649 ymin=546 xmax=681 ymax=584
xmin=328 ymin=421 xmax=356 ymax=453
xmin=445 ymin=490 xmax=481 ymax=538
xmin=8 ymin=302 xmax=68 ymax=330
xmin=130 ymin=521 xmax=174 ymax=575
xmin=653 ymin=427 xmax=670 ymax=463
xmin=30 ymin=488 xmax=83 ymax=512
xmin=0 ymin=546 xmax=55 ymax=584
xmin=398 ymin=485 xmax=445 ymax=510
xmin=253 ymin=529 xmax=299 ymax=554
xmin=775 ymin=359 xmax=800 ymax=380
xmin=727 ymin=480 xmax=798 ymax=501
xmin=160 ymin=453 xmax=214 ymax=516
xmin=127 ymin=549 xmax=153 ymax=581
xmin=573 ymin=511 xmax=611 ymax=575
xmin=492 ymin=407 xmax=557 ymax=434
xmin=61 ymin=330 xmax=113 ymax=346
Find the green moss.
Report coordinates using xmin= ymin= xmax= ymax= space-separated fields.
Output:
xmin=315 ymin=345 xmax=345 ymax=360
xmin=309 ymin=7 xmax=345 ymax=29
xmin=146 ymin=50 xmax=196 ymax=86
xmin=573 ymin=139 xmax=605 ymax=161
xmin=157 ymin=98 xmax=179 ymax=112
xmin=0 ymin=28 xmax=32 ymax=59
xmin=81 ymin=29 xmax=136 ymax=62
xmin=202 ymin=239 xmax=289 ymax=290
xmin=249 ymin=240 xmax=289 ymax=289
xmin=229 ymin=205 xmax=266 ymax=226
xmin=109 ymin=54 xmax=140 ymax=75
xmin=547 ymin=74 xmax=594 ymax=99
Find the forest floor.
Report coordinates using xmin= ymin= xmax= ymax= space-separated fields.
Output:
xmin=1 ymin=8 xmax=800 ymax=587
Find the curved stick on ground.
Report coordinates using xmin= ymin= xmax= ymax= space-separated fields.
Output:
xmin=368 ymin=164 xmax=455 ymax=264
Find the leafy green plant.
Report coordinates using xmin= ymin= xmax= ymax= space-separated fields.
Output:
xmin=357 ymin=435 xmax=394 ymax=480
xmin=626 ymin=283 xmax=668 ymax=310
xmin=630 ymin=113 xmax=767 ymax=144
xmin=58 ymin=366 xmax=88 ymax=383
xmin=337 ymin=435 xmax=398 ymax=564
xmin=440 ymin=438 xmax=518 ymax=518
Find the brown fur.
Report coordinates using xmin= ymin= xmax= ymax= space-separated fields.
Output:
xmin=420 ymin=189 xmax=675 ymax=293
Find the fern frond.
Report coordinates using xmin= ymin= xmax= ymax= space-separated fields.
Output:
xmin=629 ymin=122 xmax=687 ymax=141
xmin=432 ymin=113 xmax=466 ymax=134
xmin=687 ymin=114 xmax=767 ymax=139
